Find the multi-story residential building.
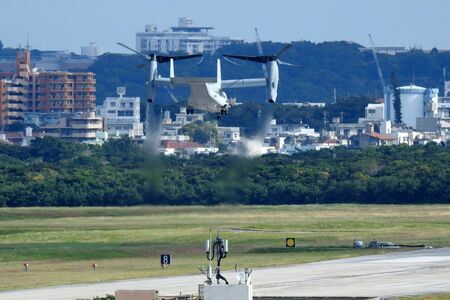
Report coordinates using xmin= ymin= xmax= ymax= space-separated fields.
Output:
xmin=267 ymin=119 xmax=319 ymax=138
xmin=0 ymin=50 xmax=30 ymax=125
xmin=40 ymin=112 xmax=104 ymax=143
xmin=217 ymin=126 xmax=240 ymax=144
xmin=160 ymin=108 xmax=204 ymax=141
xmin=96 ymin=87 xmax=144 ymax=138
xmin=136 ymin=17 xmax=243 ymax=54
xmin=30 ymin=71 xmax=96 ymax=113
xmin=0 ymin=49 xmax=96 ymax=126
xmin=0 ymin=80 xmax=7 ymax=125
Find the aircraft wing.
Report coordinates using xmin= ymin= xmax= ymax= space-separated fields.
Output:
xmin=154 ymin=77 xmax=171 ymax=87
xmin=155 ymin=76 xmax=216 ymax=87
xmin=221 ymin=78 xmax=266 ymax=89
xmin=171 ymin=77 xmax=216 ymax=85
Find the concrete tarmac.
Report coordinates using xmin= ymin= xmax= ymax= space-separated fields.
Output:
xmin=0 ymin=248 xmax=449 ymax=300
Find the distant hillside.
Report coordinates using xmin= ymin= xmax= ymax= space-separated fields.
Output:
xmin=83 ymin=41 xmax=450 ymax=105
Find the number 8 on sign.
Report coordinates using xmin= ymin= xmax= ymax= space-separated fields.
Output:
xmin=160 ymin=254 xmax=172 ymax=267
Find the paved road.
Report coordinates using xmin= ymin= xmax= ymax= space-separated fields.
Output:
xmin=1 ymin=248 xmax=450 ymax=299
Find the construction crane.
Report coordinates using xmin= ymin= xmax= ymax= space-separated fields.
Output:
xmin=368 ymin=34 xmax=387 ymax=93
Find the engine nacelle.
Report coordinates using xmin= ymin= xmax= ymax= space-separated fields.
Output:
xmin=266 ymin=60 xmax=279 ymax=103
xmin=147 ymin=60 xmax=158 ymax=102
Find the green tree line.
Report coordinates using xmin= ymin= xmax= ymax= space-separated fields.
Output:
xmin=0 ymin=137 xmax=449 ymax=206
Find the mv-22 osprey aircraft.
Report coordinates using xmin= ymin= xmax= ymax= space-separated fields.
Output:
xmin=117 ymin=42 xmax=293 ymax=119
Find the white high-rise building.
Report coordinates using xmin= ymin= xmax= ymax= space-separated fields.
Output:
xmin=97 ymin=87 xmax=144 ymax=138
xmin=81 ymin=42 xmax=104 ymax=57
xmin=136 ymin=17 xmax=243 ymax=54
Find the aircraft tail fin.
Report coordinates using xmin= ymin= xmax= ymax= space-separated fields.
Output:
xmin=217 ymin=59 xmax=221 ymax=85
xmin=170 ymin=58 xmax=175 ymax=79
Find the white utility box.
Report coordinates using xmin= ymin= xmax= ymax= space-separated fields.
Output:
xmin=200 ymin=284 xmax=252 ymax=300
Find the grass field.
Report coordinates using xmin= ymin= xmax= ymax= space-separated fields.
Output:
xmin=0 ymin=205 xmax=449 ymax=291
xmin=400 ymin=294 xmax=450 ymax=300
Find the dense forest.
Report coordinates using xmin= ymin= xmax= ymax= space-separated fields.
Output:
xmin=0 ymin=137 xmax=448 ymax=206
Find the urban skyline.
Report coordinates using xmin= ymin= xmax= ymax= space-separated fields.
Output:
xmin=1 ymin=0 xmax=450 ymax=53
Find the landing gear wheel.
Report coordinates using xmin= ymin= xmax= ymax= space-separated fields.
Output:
xmin=187 ymin=107 xmax=194 ymax=115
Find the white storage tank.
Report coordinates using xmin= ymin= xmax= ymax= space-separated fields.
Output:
xmin=398 ymin=84 xmax=426 ymax=128
xmin=385 ymin=84 xmax=435 ymax=129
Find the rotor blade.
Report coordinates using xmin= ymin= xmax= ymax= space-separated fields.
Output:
xmin=194 ymin=56 xmax=204 ymax=66
xmin=157 ymin=53 xmax=203 ymax=63
xmin=275 ymin=43 xmax=292 ymax=58
xmin=180 ymin=56 xmax=204 ymax=69
xmin=277 ymin=59 xmax=300 ymax=67
xmin=172 ymin=53 xmax=203 ymax=61
xmin=222 ymin=56 xmax=244 ymax=66
xmin=164 ymin=86 xmax=179 ymax=103
xmin=117 ymin=42 xmax=150 ymax=61
xmin=222 ymin=54 xmax=268 ymax=63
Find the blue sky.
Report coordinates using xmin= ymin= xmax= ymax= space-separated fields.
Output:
xmin=1 ymin=0 xmax=449 ymax=53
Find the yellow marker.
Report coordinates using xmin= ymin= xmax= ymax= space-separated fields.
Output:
xmin=286 ymin=238 xmax=296 ymax=248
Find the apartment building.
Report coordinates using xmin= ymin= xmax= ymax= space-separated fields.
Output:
xmin=0 ymin=49 xmax=96 ymax=126
xmin=40 ymin=112 xmax=104 ymax=143
xmin=30 ymin=71 xmax=95 ymax=113
xmin=96 ymin=87 xmax=144 ymax=138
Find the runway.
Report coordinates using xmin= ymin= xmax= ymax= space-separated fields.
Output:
xmin=1 ymin=247 xmax=449 ymax=300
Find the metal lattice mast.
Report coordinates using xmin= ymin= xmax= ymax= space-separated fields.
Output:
xmin=368 ymin=34 xmax=387 ymax=92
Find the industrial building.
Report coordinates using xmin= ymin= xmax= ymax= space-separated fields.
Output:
xmin=0 ymin=49 xmax=96 ymax=126
xmin=136 ymin=17 xmax=243 ymax=54
xmin=384 ymin=84 xmax=439 ymax=129
xmin=96 ymin=87 xmax=144 ymax=139
xmin=380 ymin=81 xmax=450 ymax=142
